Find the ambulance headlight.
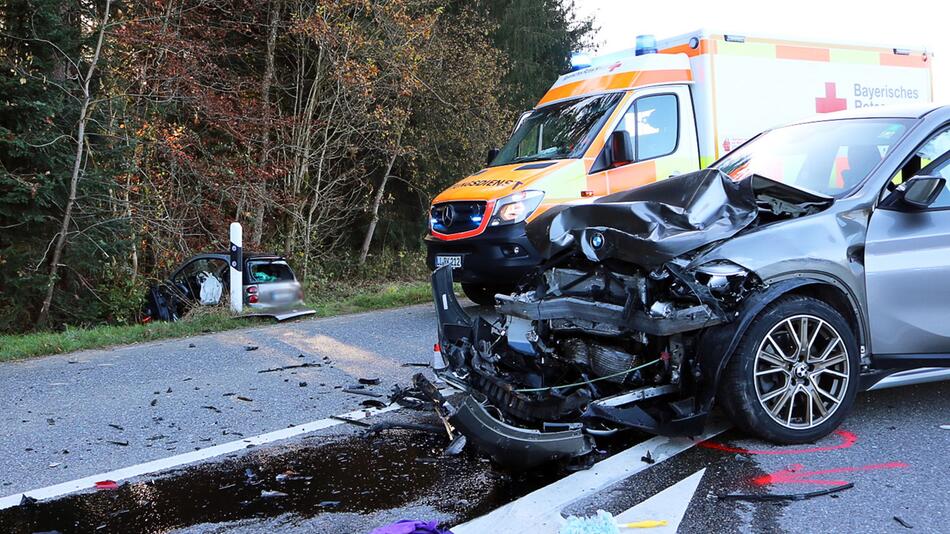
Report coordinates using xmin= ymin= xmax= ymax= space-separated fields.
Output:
xmin=490 ymin=190 xmax=544 ymax=226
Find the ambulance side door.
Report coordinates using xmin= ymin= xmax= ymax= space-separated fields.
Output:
xmin=590 ymin=85 xmax=700 ymax=194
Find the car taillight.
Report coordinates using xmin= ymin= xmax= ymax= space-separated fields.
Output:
xmin=246 ymin=285 xmax=258 ymax=294
xmin=248 ymin=294 xmax=259 ymax=304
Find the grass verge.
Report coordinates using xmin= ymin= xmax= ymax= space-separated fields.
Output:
xmin=0 ymin=281 xmax=432 ymax=362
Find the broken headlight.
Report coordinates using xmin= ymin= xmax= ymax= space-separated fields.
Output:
xmin=490 ymin=190 xmax=544 ymax=226
xmin=693 ymin=261 xmax=749 ymax=294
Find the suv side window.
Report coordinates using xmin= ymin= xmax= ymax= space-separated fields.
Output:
xmin=617 ymin=94 xmax=679 ymax=161
xmin=891 ymin=127 xmax=950 ymax=208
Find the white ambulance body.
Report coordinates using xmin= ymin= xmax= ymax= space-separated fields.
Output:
xmin=596 ymin=29 xmax=934 ymax=166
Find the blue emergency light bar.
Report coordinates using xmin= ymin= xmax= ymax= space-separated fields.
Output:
xmin=569 ymin=53 xmax=593 ymax=71
xmin=635 ymin=34 xmax=657 ymax=55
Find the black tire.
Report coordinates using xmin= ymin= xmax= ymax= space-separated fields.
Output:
xmin=461 ymin=283 xmax=508 ymax=306
xmin=719 ymin=295 xmax=860 ymax=444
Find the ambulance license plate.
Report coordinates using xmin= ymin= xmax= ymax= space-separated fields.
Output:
xmin=435 ymin=255 xmax=463 ymax=268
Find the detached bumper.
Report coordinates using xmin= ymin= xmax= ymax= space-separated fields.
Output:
xmin=449 ymin=395 xmax=594 ymax=468
xmin=424 ymin=223 xmax=540 ymax=285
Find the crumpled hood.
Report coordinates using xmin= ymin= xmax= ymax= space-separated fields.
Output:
xmin=526 ymin=169 xmax=761 ymax=269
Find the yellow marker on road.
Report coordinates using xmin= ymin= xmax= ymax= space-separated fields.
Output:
xmin=618 ymin=520 xmax=668 ymax=529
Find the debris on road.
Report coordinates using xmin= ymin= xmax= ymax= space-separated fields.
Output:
xmin=401 ymin=362 xmax=430 ymax=368
xmin=275 ymin=470 xmax=312 ymax=482
xmin=364 ymin=421 xmax=444 ymax=436
xmin=48 ymin=462 xmax=61 ymax=468
xmin=329 ymin=415 xmax=372 ymax=428
xmin=260 ymin=489 xmax=288 ymax=498
xmin=201 ymin=405 xmax=222 ymax=413
xmin=18 ymin=495 xmax=37 ymax=507
xmin=150 ymin=399 xmax=157 ymax=407
xmin=108 ymin=424 xmax=124 ymax=431
xmin=718 ymin=483 xmax=854 ymax=502
xmin=370 ymin=519 xmax=453 ymax=534
xmin=245 ymin=345 xmax=259 ymax=352
xmin=893 ymin=516 xmax=914 ymax=529
xmin=299 ymin=381 xmax=308 ymax=387
xmin=444 ymin=435 xmax=467 ymax=456
xmin=358 ymin=377 xmax=381 ymax=386
xmin=361 ymin=399 xmax=387 ymax=409
xmin=257 ymin=362 xmax=320 ymax=373
xmin=236 ymin=396 xmax=253 ymax=402
xmin=641 ymin=450 xmax=655 ymax=464
xmin=343 ymin=388 xmax=383 ymax=398
xmin=939 ymin=424 xmax=950 ymax=430
xmin=94 ymin=480 xmax=119 ymax=491
xmin=107 ymin=440 xmax=130 ymax=447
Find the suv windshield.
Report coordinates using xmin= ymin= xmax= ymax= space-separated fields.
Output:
xmin=490 ymin=93 xmax=622 ymax=167
xmin=716 ymin=119 xmax=912 ymax=198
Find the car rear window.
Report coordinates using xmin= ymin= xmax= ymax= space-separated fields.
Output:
xmin=247 ymin=260 xmax=295 ymax=283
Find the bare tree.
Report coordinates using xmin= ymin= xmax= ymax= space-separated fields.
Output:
xmin=37 ymin=0 xmax=113 ymax=328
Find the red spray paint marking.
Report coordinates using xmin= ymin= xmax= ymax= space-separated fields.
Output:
xmin=698 ymin=430 xmax=857 ymax=456
xmin=753 ymin=461 xmax=908 ymax=486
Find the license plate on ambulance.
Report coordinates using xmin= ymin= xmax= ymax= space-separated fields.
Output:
xmin=435 ymin=255 xmax=463 ymax=268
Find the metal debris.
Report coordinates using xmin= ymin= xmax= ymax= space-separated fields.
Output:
xmin=343 ymin=388 xmax=383 ymax=398
xmin=257 ymin=362 xmax=320 ymax=373
xmin=718 ymin=483 xmax=854 ymax=502
xmin=894 ymin=516 xmax=914 ymax=529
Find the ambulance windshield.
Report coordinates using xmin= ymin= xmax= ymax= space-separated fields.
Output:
xmin=716 ymin=119 xmax=912 ymax=198
xmin=490 ymin=93 xmax=622 ymax=167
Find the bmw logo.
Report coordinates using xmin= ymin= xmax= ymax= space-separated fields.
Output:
xmin=590 ymin=232 xmax=605 ymax=249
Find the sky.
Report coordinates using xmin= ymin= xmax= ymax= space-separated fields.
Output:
xmin=573 ymin=0 xmax=949 ymax=102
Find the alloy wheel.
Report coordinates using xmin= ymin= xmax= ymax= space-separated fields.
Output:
xmin=753 ymin=314 xmax=850 ymax=430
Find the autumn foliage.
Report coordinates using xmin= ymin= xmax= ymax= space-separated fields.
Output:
xmin=0 ymin=0 xmax=590 ymax=332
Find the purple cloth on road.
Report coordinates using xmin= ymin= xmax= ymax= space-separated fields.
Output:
xmin=369 ymin=519 xmax=453 ymax=534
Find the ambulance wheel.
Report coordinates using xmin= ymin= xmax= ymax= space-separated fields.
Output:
xmin=461 ymin=284 xmax=508 ymax=306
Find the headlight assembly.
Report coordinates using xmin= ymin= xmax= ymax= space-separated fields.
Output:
xmin=490 ymin=190 xmax=544 ymax=226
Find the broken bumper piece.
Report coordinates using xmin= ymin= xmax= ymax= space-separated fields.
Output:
xmin=449 ymin=395 xmax=594 ymax=469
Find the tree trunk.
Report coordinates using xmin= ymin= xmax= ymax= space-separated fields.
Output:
xmin=358 ymin=129 xmax=402 ymax=266
xmin=36 ymin=0 xmax=112 ymax=329
xmin=250 ymin=0 xmax=281 ymax=249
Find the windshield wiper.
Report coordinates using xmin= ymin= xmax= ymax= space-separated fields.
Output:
xmin=511 ymin=153 xmax=566 ymax=164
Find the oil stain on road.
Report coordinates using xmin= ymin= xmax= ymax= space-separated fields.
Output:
xmin=0 ymin=429 xmax=564 ymax=533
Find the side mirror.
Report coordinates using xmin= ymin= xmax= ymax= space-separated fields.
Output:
xmin=884 ymin=175 xmax=946 ymax=211
xmin=609 ymin=130 xmax=634 ymax=166
xmin=486 ymin=147 xmax=500 ymax=166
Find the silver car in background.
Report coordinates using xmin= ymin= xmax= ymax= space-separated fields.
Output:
xmin=430 ymin=104 xmax=950 ymax=466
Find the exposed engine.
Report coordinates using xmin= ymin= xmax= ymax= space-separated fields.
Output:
xmin=427 ymin=170 xmax=833 ymax=467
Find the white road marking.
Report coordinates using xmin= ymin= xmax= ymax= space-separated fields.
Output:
xmin=452 ymin=420 xmax=728 ymax=533
xmin=613 ymin=468 xmax=706 ymax=532
xmin=0 ymin=399 xmax=418 ymax=510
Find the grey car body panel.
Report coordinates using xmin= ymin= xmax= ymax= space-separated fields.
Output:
xmin=865 ymin=200 xmax=950 ymax=355
xmin=697 ymin=105 xmax=950 ymax=359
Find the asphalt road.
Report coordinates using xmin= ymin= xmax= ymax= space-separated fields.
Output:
xmin=0 ymin=302 xmax=947 ymax=533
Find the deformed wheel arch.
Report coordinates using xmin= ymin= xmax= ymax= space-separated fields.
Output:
xmin=694 ymin=276 xmax=866 ymax=413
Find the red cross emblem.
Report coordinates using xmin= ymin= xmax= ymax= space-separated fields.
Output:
xmin=816 ymin=82 xmax=847 ymax=113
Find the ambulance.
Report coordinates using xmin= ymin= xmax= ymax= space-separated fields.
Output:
xmin=425 ymin=29 xmax=933 ymax=304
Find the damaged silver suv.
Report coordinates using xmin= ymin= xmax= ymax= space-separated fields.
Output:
xmin=430 ymin=105 xmax=950 ymax=467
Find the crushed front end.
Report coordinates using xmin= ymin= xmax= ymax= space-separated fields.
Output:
xmin=426 ymin=170 xmax=832 ymax=467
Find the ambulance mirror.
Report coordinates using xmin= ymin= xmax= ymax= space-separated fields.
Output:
xmin=610 ymin=130 xmax=634 ymax=165
xmin=486 ymin=147 xmax=500 ymax=166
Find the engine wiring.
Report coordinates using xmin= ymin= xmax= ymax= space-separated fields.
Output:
xmin=513 ymin=357 xmax=662 ymax=393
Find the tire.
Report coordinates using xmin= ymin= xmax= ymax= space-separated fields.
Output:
xmin=719 ymin=295 xmax=860 ymax=444
xmin=461 ymin=283 xmax=508 ymax=306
